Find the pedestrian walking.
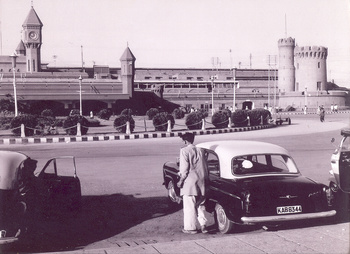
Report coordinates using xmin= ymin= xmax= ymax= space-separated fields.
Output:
xmin=320 ymin=106 xmax=325 ymax=122
xmin=177 ymin=132 xmax=208 ymax=234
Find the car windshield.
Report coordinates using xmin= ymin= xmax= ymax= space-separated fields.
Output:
xmin=231 ymin=154 xmax=299 ymax=175
xmin=341 ymin=136 xmax=350 ymax=150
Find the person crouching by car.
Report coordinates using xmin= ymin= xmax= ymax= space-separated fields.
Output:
xmin=177 ymin=132 xmax=208 ymax=234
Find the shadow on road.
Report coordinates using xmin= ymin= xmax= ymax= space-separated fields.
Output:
xmin=12 ymin=194 xmax=180 ymax=253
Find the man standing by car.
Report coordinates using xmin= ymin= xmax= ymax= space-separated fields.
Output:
xmin=177 ymin=132 xmax=208 ymax=234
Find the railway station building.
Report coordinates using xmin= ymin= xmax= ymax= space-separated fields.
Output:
xmin=0 ymin=6 xmax=347 ymax=115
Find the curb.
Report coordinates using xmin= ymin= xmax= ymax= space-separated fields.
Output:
xmin=0 ymin=124 xmax=275 ymax=145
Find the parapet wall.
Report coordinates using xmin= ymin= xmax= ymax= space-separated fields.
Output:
xmin=278 ymin=37 xmax=295 ymax=47
xmin=295 ymin=46 xmax=328 ymax=59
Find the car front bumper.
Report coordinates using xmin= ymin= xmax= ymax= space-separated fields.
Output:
xmin=0 ymin=236 xmax=18 ymax=245
xmin=241 ymin=210 xmax=336 ymax=224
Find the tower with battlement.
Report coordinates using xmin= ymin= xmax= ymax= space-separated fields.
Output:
xmin=278 ymin=37 xmax=295 ymax=93
xmin=294 ymin=45 xmax=328 ymax=92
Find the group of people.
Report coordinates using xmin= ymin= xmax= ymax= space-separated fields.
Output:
xmin=177 ymin=132 xmax=208 ymax=234
xmin=330 ymin=104 xmax=338 ymax=112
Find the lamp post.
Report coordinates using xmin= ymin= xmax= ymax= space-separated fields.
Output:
xmin=304 ymin=86 xmax=308 ymax=114
xmin=210 ymin=75 xmax=217 ymax=116
xmin=10 ymin=53 xmax=18 ymax=116
xmin=233 ymin=81 xmax=239 ymax=112
xmin=78 ymin=75 xmax=83 ymax=116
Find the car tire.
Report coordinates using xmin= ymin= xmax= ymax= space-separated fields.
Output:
xmin=215 ymin=203 xmax=233 ymax=234
xmin=167 ymin=180 xmax=181 ymax=205
xmin=335 ymin=190 xmax=350 ymax=222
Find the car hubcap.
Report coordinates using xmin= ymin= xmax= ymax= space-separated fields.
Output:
xmin=168 ymin=181 xmax=177 ymax=202
xmin=217 ymin=206 xmax=226 ymax=229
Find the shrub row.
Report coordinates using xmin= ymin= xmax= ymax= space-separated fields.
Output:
xmin=2 ymin=108 xmax=271 ymax=136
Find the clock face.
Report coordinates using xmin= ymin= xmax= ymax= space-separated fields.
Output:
xmin=29 ymin=31 xmax=38 ymax=40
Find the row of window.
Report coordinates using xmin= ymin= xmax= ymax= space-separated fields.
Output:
xmin=142 ymin=76 xmax=235 ymax=81
xmin=296 ymin=62 xmax=322 ymax=69
xmin=136 ymin=83 xmax=237 ymax=89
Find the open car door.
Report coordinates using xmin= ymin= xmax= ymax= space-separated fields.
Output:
xmin=36 ymin=156 xmax=81 ymax=215
xmin=333 ymin=130 xmax=350 ymax=193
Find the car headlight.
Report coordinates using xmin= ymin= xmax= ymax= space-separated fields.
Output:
xmin=323 ymin=186 xmax=335 ymax=207
xmin=242 ymin=191 xmax=251 ymax=214
xmin=330 ymin=181 xmax=339 ymax=193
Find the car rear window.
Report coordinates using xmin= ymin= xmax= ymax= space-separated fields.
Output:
xmin=231 ymin=154 xmax=299 ymax=175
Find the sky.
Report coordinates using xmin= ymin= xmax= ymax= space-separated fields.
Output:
xmin=1 ymin=0 xmax=350 ymax=87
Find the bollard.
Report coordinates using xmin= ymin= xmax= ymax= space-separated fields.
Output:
xmin=126 ymin=121 xmax=131 ymax=135
xmin=21 ymin=124 xmax=25 ymax=138
xmin=144 ymin=118 xmax=147 ymax=132
xmin=247 ymin=116 xmax=250 ymax=126
xmin=260 ymin=116 xmax=263 ymax=125
xmin=228 ymin=117 xmax=232 ymax=128
xmin=201 ymin=119 xmax=206 ymax=131
xmin=77 ymin=122 xmax=81 ymax=137
xmin=167 ymin=120 xmax=172 ymax=132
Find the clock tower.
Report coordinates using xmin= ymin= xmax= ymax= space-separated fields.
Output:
xmin=22 ymin=6 xmax=43 ymax=72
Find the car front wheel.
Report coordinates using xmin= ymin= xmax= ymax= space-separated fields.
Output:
xmin=215 ymin=203 xmax=234 ymax=234
xmin=167 ymin=180 xmax=181 ymax=204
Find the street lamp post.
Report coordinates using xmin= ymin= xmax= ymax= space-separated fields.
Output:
xmin=304 ymin=86 xmax=308 ymax=114
xmin=233 ymin=81 xmax=239 ymax=112
xmin=210 ymin=75 xmax=217 ymax=116
xmin=10 ymin=53 xmax=18 ymax=116
xmin=78 ymin=75 xmax=83 ymax=116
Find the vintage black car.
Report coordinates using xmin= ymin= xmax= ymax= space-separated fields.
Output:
xmin=163 ymin=140 xmax=336 ymax=233
xmin=0 ymin=151 xmax=81 ymax=246
xmin=330 ymin=129 xmax=350 ymax=220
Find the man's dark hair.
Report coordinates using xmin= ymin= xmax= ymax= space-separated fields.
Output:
xmin=179 ymin=132 xmax=195 ymax=144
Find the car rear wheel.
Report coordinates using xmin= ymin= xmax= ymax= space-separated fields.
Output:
xmin=215 ymin=203 xmax=233 ymax=234
xmin=335 ymin=190 xmax=350 ymax=222
xmin=167 ymin=180 xmax=181 ymax=204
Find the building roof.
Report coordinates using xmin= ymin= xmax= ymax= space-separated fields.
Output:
xmin=16 ymin=40 xmax=25 ymax=53
xmin=22 ymin=7 xmax=43 ymax=27
xmin=120 ymin=47 xmax=136 ymax=61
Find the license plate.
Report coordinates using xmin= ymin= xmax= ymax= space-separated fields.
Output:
xmin=277 ymin=205 xmax=302 ymax=214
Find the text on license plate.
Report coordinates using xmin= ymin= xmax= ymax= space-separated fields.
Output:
xmin=277 ymin=205 xmax=302 ymax=214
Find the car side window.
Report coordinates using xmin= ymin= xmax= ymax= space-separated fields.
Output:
xmin=233 ymin=154 xmax=295 ymax=174
xmin=205 ymin=151 xmax=220 ymax=176
xmin=341 ymin=137 xmax=350 ymax=151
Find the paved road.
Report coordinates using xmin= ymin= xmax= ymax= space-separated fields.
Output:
xmin=3 ymin=113 xmax=350 ymax=254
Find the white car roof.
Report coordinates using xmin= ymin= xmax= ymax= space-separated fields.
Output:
xmin=197 ymin=140 xmax=292 ymax=179
xmin=197 ymin=140 xmax=290 ymax=156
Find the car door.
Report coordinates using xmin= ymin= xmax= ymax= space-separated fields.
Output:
xmin=36 ymin=156 xmax=81 ymax=214
xmin=339 ymin=140 xmax=350 ymax=193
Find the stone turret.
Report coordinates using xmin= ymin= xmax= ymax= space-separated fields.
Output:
xmin=120 ymin=47 xmax=136 ymax=96
xmin=278 ymin=37 xmax=295 ymax=93
xmin=294 ymin=45 xmax=328 ymax=92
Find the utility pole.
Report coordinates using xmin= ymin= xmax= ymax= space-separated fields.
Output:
xmin=81 ymin=45 xmax=84 ymax=72
xmin=78 ymin=75 xmax=83 ymax=116
xmin=267 ymin=55 xmax=277 ymax=113
xmin=10 ymin=53 xmax=18 ymax=116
